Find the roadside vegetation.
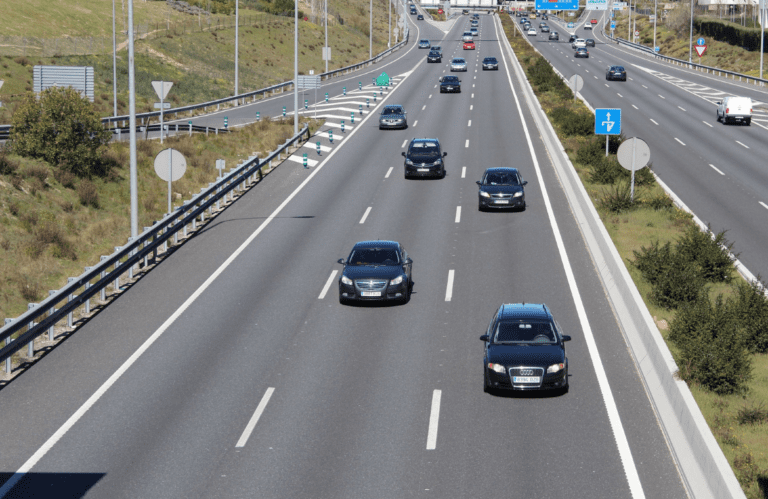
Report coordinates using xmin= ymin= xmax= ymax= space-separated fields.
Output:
xmin=501 ymin=14 xmax=768 ymax=498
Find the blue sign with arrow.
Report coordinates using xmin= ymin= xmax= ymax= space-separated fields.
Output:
xmin=610 ymin=21 xmax=616 ymax=30
xmin=595 ymin=108 xmax=621 ymax=135
xmin=536 ymin=0 xmax=578 ymax=11
xmin=697 ymin=37 xmax=706 ymax=46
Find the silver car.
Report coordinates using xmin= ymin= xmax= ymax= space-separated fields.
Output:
xmin=379 ymin=105 xmax=408 ymax=130
xmin=451 ymin=58 xmax=468 ymax=71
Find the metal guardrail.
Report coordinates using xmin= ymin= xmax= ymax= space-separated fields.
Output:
xmin=0 ymin=123 xmax=311 ymax=371
xmin=0 ymin=125 xmax=9 ymax=141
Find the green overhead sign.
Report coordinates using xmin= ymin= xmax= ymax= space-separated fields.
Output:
xmin=376 ymin=72 xmax=390 ymax=86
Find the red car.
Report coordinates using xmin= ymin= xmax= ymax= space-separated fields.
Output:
xmin=463 ymin=41 xmax=476 ymax=50
xmin=590 ymin=19 xmax=598 ymax=24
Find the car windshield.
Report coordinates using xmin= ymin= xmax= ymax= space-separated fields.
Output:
xmin=494 ymin=320 xmax=556 ymax=344
xmin=443 ymin=76 xmax=459 ymax=82
xmin=382 ymin=107 xmax=403 ymax=115
xmin=452 ymin=59 xmax=465 ymax=64
xmin=348 ymin=248 xmax=400 ymax=266
xmin=409 ymin=142 xmax=440 ymax=154
xmin=484 ymin=58 xmax=497 ymax=63
xmin=483 ymin=172 xmax=519 ymax=185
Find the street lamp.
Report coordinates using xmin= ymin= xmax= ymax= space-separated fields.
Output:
xmin=760 ymin=0 xmax=765 ymax=78
xmin=688 ymin=0 xmax=694 ymax=62
xmin=112 ymin=0 xmax=117 ymax=117
xmin=127 ymin=0 xmax=138 ymax=238
xmin=294 ymin=0 xmax=299 ymax=136
xmin=370 ymin=0 xmax=373 ymax=59
xmin=325 ymin=0 xmax=329 ymax=73
xmin=653 ymin=0 xmax=657 ymax=52
xmin=235 ymin=0 xmax=239 ymax=96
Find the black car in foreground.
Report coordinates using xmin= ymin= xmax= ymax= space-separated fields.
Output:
xmin=338 ymin=241 xmax=412 ymax=304
xmin=379 ymin=104 xmax=407 ymax=130
xmin=606 ymin=65 xmax=627 ymax=81
xmin=427 ymin=50 xmax=442 ymax=63
xmin=402 ymin=138 xmax=446 ymax=178
xmin=439 ymin=75 xmax=461 ymax=93
xmin=480 ymin=303 xmax=571 ymax=393
xmin=477 ymin=167 xmax=527 ymax=210
xmin=482 ymin=57 xmax=499 ymax=70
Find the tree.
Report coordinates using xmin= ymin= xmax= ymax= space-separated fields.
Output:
xmin=10 ymin=87 xmax=112 ymax=178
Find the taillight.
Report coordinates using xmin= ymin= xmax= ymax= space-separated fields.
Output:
xmin=726 ymin=108 xmax=729 ymax=113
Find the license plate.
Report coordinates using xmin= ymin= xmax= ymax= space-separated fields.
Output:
xmin=513 ymin=376 xmax=540 ymax=383
xmin=417 ymin=168 xmax=429 ymax=172
xmin=495 ymin=200 xmax=509 ymax=204
xmin=361 ymin=291 xmax=381 ymax=297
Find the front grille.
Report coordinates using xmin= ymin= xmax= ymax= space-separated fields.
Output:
xmin=356 ymin=279 xmax=388 ymax=291
xmin=509 ymin=366 xmax=545 ymax=388
xmin=491 ymin=193 xmax=512 ymax=199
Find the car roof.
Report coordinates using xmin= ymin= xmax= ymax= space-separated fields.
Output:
xmin=483 ymin=56 xmax=497 ymax=60
xmin=383 ymin=104 xmax=404 ymax=109
xmin=453 ymin=57 xmax=466 ymax=61
xmin=352 ymin=240 xmax=400 ymax=250
xmin=410 ymin=138 xmax=440 ymax=143
xmin=483 ymin=167 xmax=519 ymax=174
xmin=498 ymin=303 xmax=552 ymax=321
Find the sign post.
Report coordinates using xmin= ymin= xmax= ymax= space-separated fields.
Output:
xmin=0 ymin=80 xmax=4 ymax=107
xmin=151 ymin=81 xmax=173 ymax=144
xmin=594 ymin=108 xmax=622 ymax=156
xmin=617 ymin=137 xmax=651 ymax=202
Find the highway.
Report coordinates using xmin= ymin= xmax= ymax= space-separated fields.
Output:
xmin=529 ymin=11 xmax=768 ymax=283
xmin=0 ymin=11 xmax=687 ymax=499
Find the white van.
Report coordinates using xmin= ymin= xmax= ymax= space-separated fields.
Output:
xmin=463 ymin=32 xmax=473 ymax=42
xmin=717 ymin=96 xmax=752 ymax=125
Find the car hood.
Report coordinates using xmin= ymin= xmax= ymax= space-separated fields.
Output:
xmin=478 ymin=185 xmax=524 ymax=195
xmin=343 ymin=265 xmax=404 ymax=280
xmin=486 ymin=344 xmax=565 ymax=367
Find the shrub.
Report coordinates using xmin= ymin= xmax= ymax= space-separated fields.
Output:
xmin=731 ymin=279 xmax=768 ymax=353
xmin=589 ymin=156 xmax=622 ymax=184
xmin=17 ymin=274 xmax=41 ymax=301
xmin=22 ymin=164 xmax=49 ymax=183
xmin=597 ymin=181 xmax=637 ymax=213
xmin=10 ymin=87 xmax=111 ymax=178
xmin=646 ymin=194 xmax=674 ymax=211
xmin=53 ymin=168 xmax=76 ymax=189
xmin=560 ymin=110 xmax=593 ymax=136
xmin=669 ymin=295 xmax=752 ymax=395
xmin=737 ymin=402 xmax=768 ymax=425
xmin=650 ymin=258 xmax=707 ymax=309
xmin=77 ymin=180 xmax=99 ymax=208
xmin=633 ymin=240 xmax=674 ymax=285
xmin=0 ymin=149 xmax=19 ymax=175
xmin=676 ymin=224 xmax=735 ymax=283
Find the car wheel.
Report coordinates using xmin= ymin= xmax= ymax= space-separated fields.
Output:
xmin=716 ymin=113 xmax=721 ymax=122
xmin=746 ymin=118 xmax=752 ymax=126
xmin=339 ymin=293 xmax=347 ymax=305
xmin=441 ymin=168 xmax=446 ymax=179
xmin=483 ymin=370 xmax=492 ymax=393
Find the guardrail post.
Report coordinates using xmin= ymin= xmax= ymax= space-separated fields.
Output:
xmin=67 ymin=277 xmax=76 ymax=328
xmin=183 ymin=203 xmax=189 ymax=237
xmin=141 ymin=230 xmax=151 ymax=267
xmin=83 ymin=268 xmax=93 ymax=314
xmin=174 ymin=221 xmax=179 ymax=244
xmin=4 ymin=318 xmax=13 ymax=373
xmin=27 ymin=303 xmax=38 ymax=357
xmin=206 ymin=126 xmax=209 ymax=136
xmin=47 ymin=290 xmax=57 ymax=340
xmin=113 ymin=248 xmax=122 ymax=291
xmin=100 ymin=256 xmax=108 ymax=300
xmin=127 ymin=237 xmax=136 ymax=279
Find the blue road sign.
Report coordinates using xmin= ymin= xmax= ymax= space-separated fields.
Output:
xmin=654 ymin=46 xmax=660 ymax=52
xmin=610 ymin=21 xmax=616 ymax=30
xmin=536 ymin=0 xmax=578 ymax=10
xmin=696 ymin=37 xmax=706 ymax=46
xmin=595 ymin=108 xmax=621 ymax=135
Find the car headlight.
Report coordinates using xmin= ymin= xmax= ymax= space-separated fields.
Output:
xmin=479 ymin=191 xmax=490 ymax=198
xmin=488 ymin=363 xmax=506 ymax=374
xmin=513 ymin=192 xmax=523 ymax=198
xmin=405 ymin=159 xmax=413 ymax=165
xmin=390 ymin=275 xmax=404 ymax=285
xmin=433 ymin=158 xmax=442 ymax=165
xmin=547 ymin=363 xmax=565 ymax=373
xmin=341 ymin=275 xmax=353 ymax=286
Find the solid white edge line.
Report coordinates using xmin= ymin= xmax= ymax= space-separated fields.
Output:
xmin=235 ymin=387 xmax=275 ymax=448
xmin=385 ymin=166 xmax=393 ymax=178
xmin=0 ymin=56 xmax=423 ymax=499
xmin=359 ymin=206 xmax=372 ymax=224
xmin=445 ymin=270 xmax=455 ymax=302
xmin=318 ymin=270 xmax=338 ymax=300
xmin=426 ymin=389 xmax=442 ymax=450
xmin=455 ymin=206 xmax=461 ymax=223
xmin=709 ymin=164 xmax=725 ymax=176
xmin=461 ymin=166 xmax=466 ymax=178
xmin=493 ymin=14 xmax=645 ymax=498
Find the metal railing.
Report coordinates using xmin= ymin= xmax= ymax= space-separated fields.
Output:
xmin=0 ymin=124 xmax=311 ymax=372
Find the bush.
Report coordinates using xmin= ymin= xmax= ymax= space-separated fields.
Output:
xmin=731 ymin=279 xmax=768 ymax=353
xmin=53 ymin=168 xmax=76 ymax=189
xmin=646 ymin=194 xmax=674 ymax=211
xmin=527 ymin=57 xmax=569 ymax=96
xmin=676 ymin=224 xmax=735 ymax=283
xmin=77 ymin=180 xmax=99 ymax=208
xmin=550 ymin=107 xmax=594 ymax=136
xmin=597 ymin=181 xmax=637 ymax=213
xmin=633 ymin=240 xmax=708 ymax=308
xmin=22 ymin=164 xmax=49 ymax=184
xmin=0 ymin=149 xmax=19 ymax=175
xmin=668 ymin=295 xmax=752 ymax=395
xmin=737 ymin=402 xmax=768 ymax=425
xmin=10 ymin=87 xmax=111 ymax=178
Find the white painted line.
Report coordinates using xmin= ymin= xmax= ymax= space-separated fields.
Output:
xmin=761 ymin=201 xmax=768 ymax=210
xmin=413 ymin=120 xmax=418 ymax=127
xmin=465 ymin=139 xmax=469 ymax=148
xmin=471 ymin=93 xmax=474 ymax=98
xmin=422 ymin=105 xmax=427 ymax=110
xmin=658 ymin=94 xmax=665 ymax=99
xmin=617 ymin=93 xmax=623 ymax=98
xmin=678 ymin=106 xmax=686 ymax=112
xmin=709 ymin=164 xmax=725 ymax=175
xmin=703 ymin=121 xmax=713 ymax=128
xmin=445 ymin=270 xmax=455 ymax=302
xmin=642 ymin=84 xmax=648 ymax=88
xmin=401 ymin=139 xmax=408 ymax=148
xmin=318 ymin=271 xmax=338 ymax=300
xmin=650 ymin=119 xmax=659 ymax=125
xmin=473 ymin=84 xmax=475 ymax=88
xmin=385 ymin=166 xmax=393 ymax=178
xmin=461 ymin=166 xmax=466 ymax=178
xmin=288 ymin=155 xmax=319 ymax=167
xmin=429 ymin=94 xmax=433 ymax=99
xmin=322 ymin=122 xmax=354 ymax=129
xmin=470 ymin=104 xmax=473 ymax=110
xmin=605 ymin=83 xmax=610 ymax=87
xmin=736 ymin=140 xmax=749 ymax=149
xmin=455 ymin=206 xmax=461 ymax=223
xmin=304 ymin=143 xmax=332 ymax=153
xmin=493 ymin=14 xmax=645 ymax=498
xmin=632 ymin=105 xmax=638 ymax=109
xmin=594 ymin=76 xmax=598 ymax=79
xmin=236 ymin=387 xmax=275 ymax=448
xmin=426 ymin=389 xmax=442 ymax=450
xmin=359 ymin=206 xmax=372 ymax=224
xmin=468 ymin=120 xmax=472 ymax=127
xmin=675 ymin=138 xmax=686 ymax=146
xmin=474 ymin=75 xmax=476 ymax=79
xmin=434 ymin=84 xmax=437 ymax=88
xmin=585 ymin=69 xmax=590 ymax=73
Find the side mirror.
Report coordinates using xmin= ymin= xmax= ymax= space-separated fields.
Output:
xmin=476 ymin=180 xmax=482 ymax=185
xmin=443 ymin=152 xmax=448 ymax=157
xmin=337 ymin=258 xmax=345 ymax=265
xmin=479 ymin=335 xmax=489 ymax=342
xmin=405 ymin=257 xmax=413 ymax=264
xmin=562 ymin=335 xmax=572 ymax=342
xmin=716 ymin=101 xmax=721 ymax=105
xmin=522 ymin=180 xmax=528 ymax=186
xmin=401 ymin=152 xmax=406 ymax=157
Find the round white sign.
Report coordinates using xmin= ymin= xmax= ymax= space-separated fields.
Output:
xmin=153 ymin=148 xmax=187 ymax=182
xmin=617 ymin=137 xmax=651 ymax=171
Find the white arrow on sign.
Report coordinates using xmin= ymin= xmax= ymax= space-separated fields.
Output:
xmin=603 ymin=112 xmax=616 ymax=132
xmin=151 ymin=81 xmax=173 ymax=100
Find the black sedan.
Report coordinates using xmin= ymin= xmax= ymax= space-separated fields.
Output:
xmin=606 ymin=65 xmax=627 ymax=81
xmin=480 ymin=303 xmax=571 ymax=393
xmin=482 ymin=57 xmax=499 ymax=70
xmin=427 ymin=50 xmax=441 ymax=63
xmin=477 ymin=167 xmax=527 ymax=211
xmin=439 ymin=75 xmax=461 ymax=93
xmin=338 ymin=241 xmax=413 ymax=304
xmin=574 ymin=47 xmax=589 ymax=58
xmin=403 ymin=138 xmax=446 ymax=178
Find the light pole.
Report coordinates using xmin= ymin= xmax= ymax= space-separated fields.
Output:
xmin=112 ymin=0 xmax=117 ymax=117
xmin=389 ymin=0 xmax=392 ymax=48
xmin=235 ymin=0 xmax=239 ymax=96
xmin=628 ymin=0 xmax=632 ymax=41
xmin=689 ymin=0 xmax=694 ymax=62
xmin=128 ymin=0 xmax=138 ymax=238
xmin=761 ymin=0 xmax=765 ymax=78
xmin=294 ymin=0 xmax=299 ymax=136
xmin=370 ymin=0 xmax=373 ymax=59
xmin=653 ymin=0 xmax=657 ymax=51
xmin=325 ymin=0 xmax=329 ymax=73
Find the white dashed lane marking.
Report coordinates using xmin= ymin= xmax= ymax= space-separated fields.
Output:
xmin=318 ymin=271 xmax=338 ymax=300
xmin=385 ymin=166 xmax=393 ymax=178
xmin=650 ymin=119 xmax=659 ymax=125
xmin=461 ymin=166 xmax=466 ymax=178
xmin=455 ymin=206 xmax=462 ymax=223
xmin=675 ymin=138 xmax=686 ymax=146
xmin=359 ymin=207 xmax=372 ymax=224
xmin=736 ymin=141 xmax=749 ymax=149
xmin=709 ymin=164 xmax=725 ymax=175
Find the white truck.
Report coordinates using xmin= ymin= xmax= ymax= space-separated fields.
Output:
xmin=716 ymin=96 xmax=752 ymax=125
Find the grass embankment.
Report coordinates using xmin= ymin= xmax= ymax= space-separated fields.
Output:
xmin=0 ymin=117 xmax=321 ymax=321
xmin=0 ymin=0 xmax=395 ymax=122
xmin=501 ymin=14 xmax=768 ymax=498
xmin=611 ymin=11 xmax=767 ymax=77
